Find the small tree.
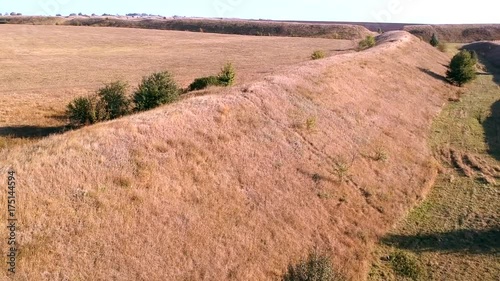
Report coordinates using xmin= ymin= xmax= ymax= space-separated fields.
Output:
xmin=133 ymin=71 xmax=179 ymax=111
xmin=217 ymin=63 xmax=236 ymax=86
xmin=66 ymin=96 xmax=97 ymax=126
xmin=430 ymin=33 xmax=439 ymax=47
xmin=96 ymin=81 xmax=131 ymax=120
xmin=446 ymin=50 xmax=477 ymax=87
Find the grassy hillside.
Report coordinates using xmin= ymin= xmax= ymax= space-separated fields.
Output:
xmin=369 ymin=43 xmax=500 ymax=280
xmin=405 ymin=24 xmax=500 ymax=43
xmin=0 ymin=24 xmax=354 ymax=149
xmin=0 ymin=31 xmax=455 ymax=280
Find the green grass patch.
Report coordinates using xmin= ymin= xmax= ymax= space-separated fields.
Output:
xmin=368 ymin=44 xmax=500 ymax=281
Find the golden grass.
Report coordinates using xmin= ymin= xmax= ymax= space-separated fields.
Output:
xmin=0 ymin=31 xmax=456 ymax=280
xmin=0 ymin=24 xmax=354 ymax=133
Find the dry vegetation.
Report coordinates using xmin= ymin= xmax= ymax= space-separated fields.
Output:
xmin=0 ymin=29 xmax=457 ymax=280
xmin=0 ymin=24 xmax=355 ymax=140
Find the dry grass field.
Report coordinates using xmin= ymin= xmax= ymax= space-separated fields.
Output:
xmin=0 ymin=28 xmax=458 ymax=280
xmin=0 ymin=24 xmax=355 ymax=139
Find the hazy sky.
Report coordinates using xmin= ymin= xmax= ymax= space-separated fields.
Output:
xmin=2 ymin=0 xmax=498 ymax=24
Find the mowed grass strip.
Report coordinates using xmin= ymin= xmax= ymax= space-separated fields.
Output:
xmin=369 ymin=43 xmax=500 ymax=281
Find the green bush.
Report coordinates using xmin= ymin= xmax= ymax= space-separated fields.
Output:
xmin=311 ymin=50 xmax=326 ymax=60
xmin=217 ymin=62 xmax=236 ymax=86
xmin=188 ymin=75 xmax=220 ymax=91
xmin=96 ymin=81 xmax=131 ymax=120
xmin=283 ymin=251 xmax=344 ymax=281
xmin=430 ymin=33 xmax=439 ymax=47
xmin=446 ymin=50 xmax=478 ymax=87
xmin=390 ymin=251 xmax=425 ymax=281
xmin=358 ymin=35 xmax=376 ymax=50
xmin=133 ymin=71 xmax=180 ymax=111
xmin=66 ymin=96 xmax=98 ymax=126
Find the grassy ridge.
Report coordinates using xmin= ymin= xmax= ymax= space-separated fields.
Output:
xmin=369 ymin=44 xmax=500 ymax=281
xmin=0 ymin=16 xmax=371 ymax=40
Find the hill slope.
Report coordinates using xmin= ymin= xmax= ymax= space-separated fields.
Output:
xmin=405 ymin=24 xmax=500 ymax=43
xmin=0 ymin=31 xmax=454 ymax=280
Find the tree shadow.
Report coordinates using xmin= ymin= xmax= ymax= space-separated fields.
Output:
xmin=417 ymin=67 xmax=449 ymax=84
xmin=483 ymin=100 xmax=500 ymax=160
xmin=0 ymin=125 xmax=70 ymax=139
xmin=381 ymin=228 xmax=500 ymax=255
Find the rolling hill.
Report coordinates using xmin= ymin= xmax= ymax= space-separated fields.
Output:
xmin=0 ymin=31 xmax=455 ymax=280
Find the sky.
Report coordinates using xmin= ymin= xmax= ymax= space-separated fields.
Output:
xmin=1 ymin=0 xmax=498 ymax=24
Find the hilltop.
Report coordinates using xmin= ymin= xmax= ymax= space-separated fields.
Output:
xmin=0 ymin=31 xmax=456 ymax=280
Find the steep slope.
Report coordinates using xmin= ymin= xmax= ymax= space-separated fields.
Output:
xmin=0 ymin=31 xmax=454 ymax=280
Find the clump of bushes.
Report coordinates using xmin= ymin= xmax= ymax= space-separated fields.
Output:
xmin=67 ymin=81 xmax=132 ymax=126
xmin=446 ymin=49 xmax=478 ymax=87
xmin=390 ymin=251 xmax=425 ymax=281
xmin=282 ymin=251 xmax=345 ymax=281
xmin=358 ymin=35 xmax=376 ymax=50
xmin=66 ymin=96 xmax=99 ymax=126
xmin=188 ymin=76 xmax=220 ymax=91
xmin=187 ymin=62 xmax=236 ymax=91
xmin=67 ymin=63 xmax=237 ymax=127
xmin=134 ymin=71 xmax=180 ymax=111
xmin=311 ymin=50 xmax=325 ymax=60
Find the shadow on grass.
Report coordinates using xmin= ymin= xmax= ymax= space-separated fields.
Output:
xmin=382 ymin=228 xmax=500 ymax=255
xmin=0 ymin=125 xmax=70 ymax=138
xmin=417 ymin=67 xmax=449 ymax=84
xmin=483 ymin=100 xmax=500 ymax=160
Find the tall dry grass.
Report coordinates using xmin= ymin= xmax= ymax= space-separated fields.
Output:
xmin=0 ymin=31 xmax=455 ymax=280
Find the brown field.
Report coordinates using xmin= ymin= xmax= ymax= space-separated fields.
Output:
xmin=0 ymin=24 xmax=355 ymax=134
xmin=0 ymin=28 xmax=458 ymax=280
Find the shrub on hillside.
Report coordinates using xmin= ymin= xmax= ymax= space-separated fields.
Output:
xmin=430 ymin=33 xmax=439 ymax=47
xmin=187 ymin=63 xmax=236 ymax=92
xmin=446 ymin=50 xmax=478 ymax=86
xmin=390 ymin=251 xmax=425 ymax=281
xmin=133 ymin=71 xmax=180 ymax=111
xmin=96 ymin=81 xmax=131 ymax=120
xmin=282 ymin=251 xmax=345 ymax=281
xmin=188 ymin=75 xmax=220 ymax=91
xmin=311 ymin=50 xmax=326 ymax=60
xmin=66 ymin=96 xmax=99 ymax=126
xmin=217 ymin=62 xmax=236 ymax=86
xmin=358 ymin=35 xmax=376 ymax=50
